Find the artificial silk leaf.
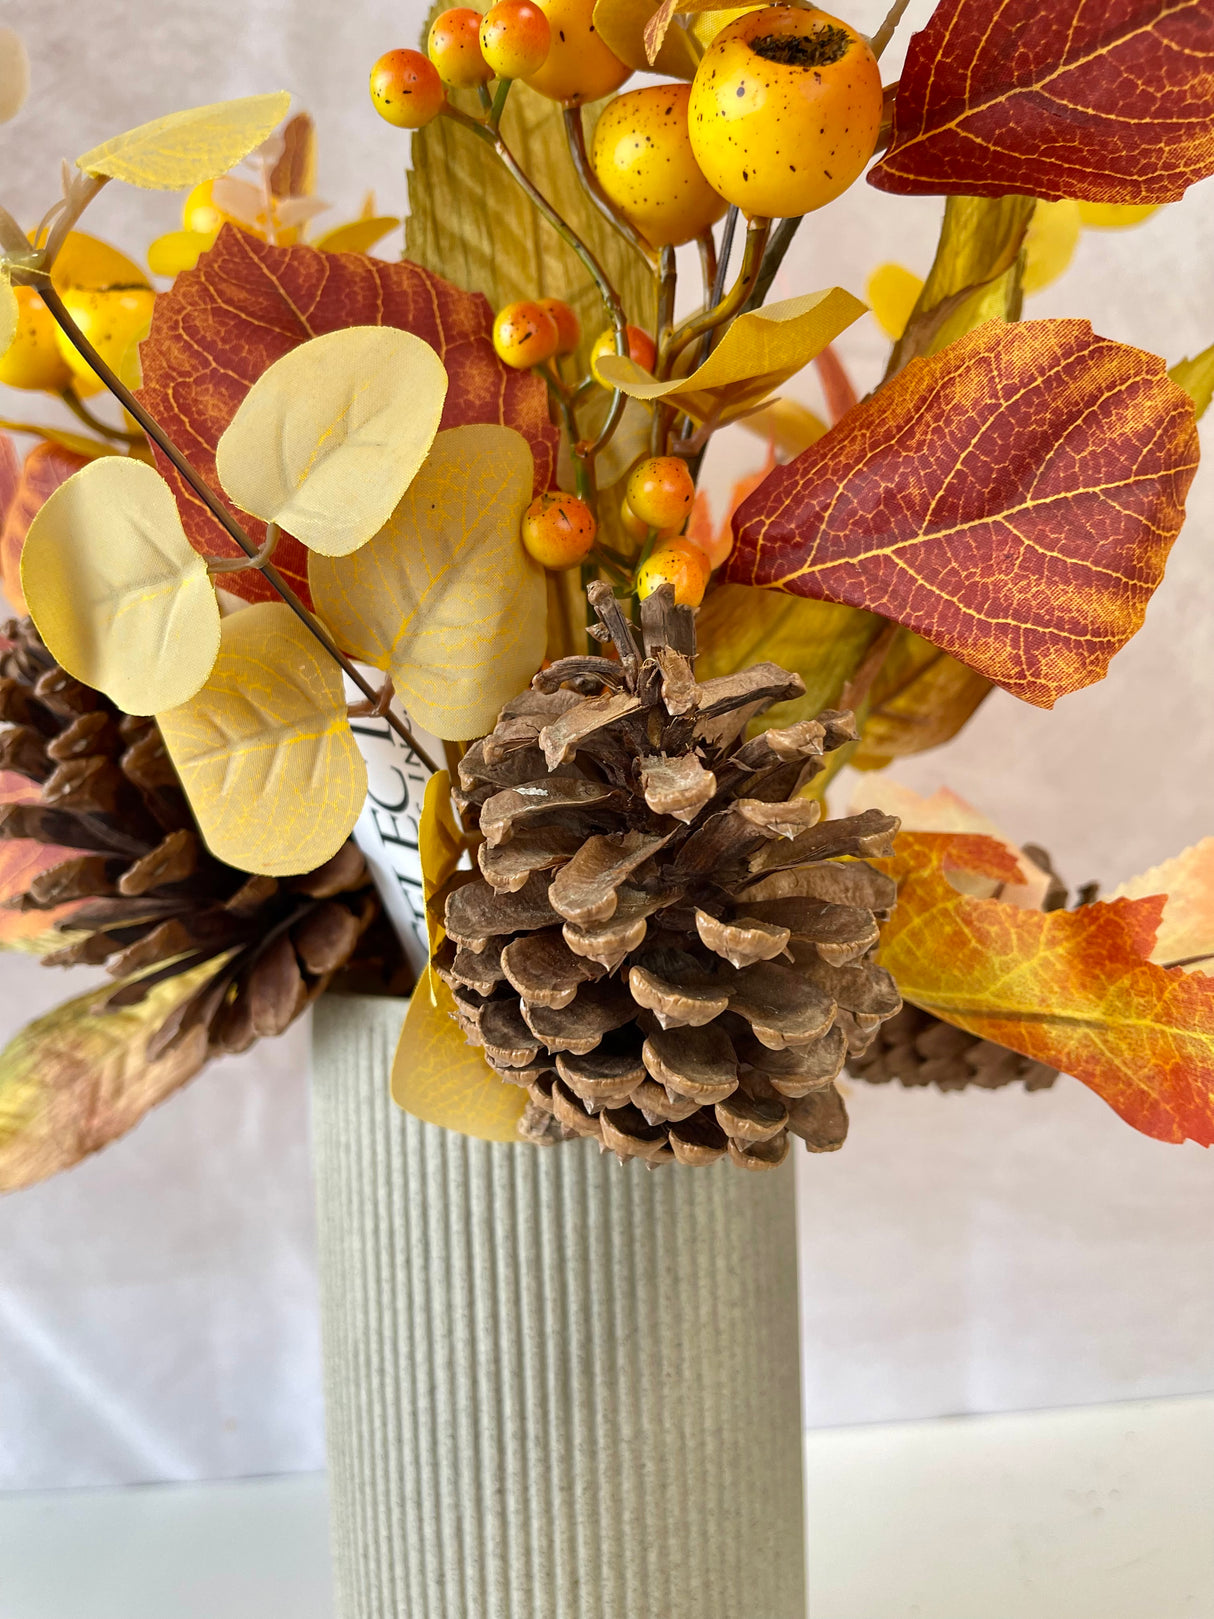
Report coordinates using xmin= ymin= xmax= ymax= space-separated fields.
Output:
xmin=0 ymin=961 xmax=218 ymax=1190
xmin=592 ymin=0 xmax=703 ymax=76
xmin=850 ymin=628 xmax=993 ymax=770
xmin=871 ymin=0 xmax=1214 ymax=203
xmin=597 ymin=288 xmax=867 ymax=425
xmin=0 ymin=772 xmax=89 ymax=952
xmin=867 ymin=263 xmax=923 ymax=340
xmin=215 ymin=327 xmax=447 ymax=557
xmin=76 ymin=93 xmax=292 ymax=190
xmin=313 ymin=217 xmax=399 ymax=256
xmin=877 ymin=832 xmax=1214 ymax=1146
xmin=1171 ymin=342 xmax=1214 ymax=420
xmin=1022 ymin=200 xmax=1082 ymax=294
xmin=0 ymin=271 xmax=15 ymax=357
xmin=736 ymin=398 xmax=829 ymax=460
xmin=146 ymin=229 xmax=218 ymax=278
xmin=271 ymin=111 xmax=317 ymax=199
xmin=138 ymin=228 xmax=557 ymax=609
xmin=1110 ymin=839 xmax=1214 ymax=972
xmin=0 ymin=433 xmax=17 ymax=528
xmin=729 ymin=319 xmax=1200 ymax=708
xmin=157 ymin=601 xmax=366 ymax=876
xmin=0 ymin=29 xmax=27 ymax=125
xmin=22 ymin=458 xmax=221 ymax=715
xmin=392 ymin=975 xmax=526 ymax=1142
xmin=309 ymin=425 xmax=544 ymax=742
xmin=1078 ymin=201 xmax=1161 ymax=228
xmin=417 ymin=768 xmax=465 ymax=984
xmin=0 ymin=439 xmax=90 ymax=612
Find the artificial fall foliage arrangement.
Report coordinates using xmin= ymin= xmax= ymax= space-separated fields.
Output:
xmin=0 ymin=0 xmax=1212 ymax=1187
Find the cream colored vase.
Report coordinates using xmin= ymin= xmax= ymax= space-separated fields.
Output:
xmin=311 ymin=993 xmax=807 ymax=1619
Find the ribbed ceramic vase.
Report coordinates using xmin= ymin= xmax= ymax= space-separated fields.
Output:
xmin=311 ymin=992 xmax=807 ymax=1619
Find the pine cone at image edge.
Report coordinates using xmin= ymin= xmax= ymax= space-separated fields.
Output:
xmin=0 ymin=616 xmax=407 ymax=1068
xmin=442 ymin=582 xmax=904 ymax=1171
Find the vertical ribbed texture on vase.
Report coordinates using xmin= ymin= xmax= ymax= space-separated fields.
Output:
xmin=312 ymin=994 xmax=806 ymax=1619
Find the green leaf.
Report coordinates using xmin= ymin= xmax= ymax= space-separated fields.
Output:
xmin=1170 ymin=342 xmax=1214 ymax=422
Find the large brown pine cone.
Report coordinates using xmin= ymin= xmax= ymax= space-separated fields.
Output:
xmin=439 ymin=583 xmax=903 ymax=1170
xmin=0 ymin=617 xmax=406 ymax=1062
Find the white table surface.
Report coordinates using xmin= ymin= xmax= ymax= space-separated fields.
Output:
xmin=2 ymin=1393 xmax=1210 ymax=1619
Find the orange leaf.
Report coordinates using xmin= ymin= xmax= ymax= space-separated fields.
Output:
xmin=0 ymin=432 xmax=18 ymax=535
xmin=878 ymin=831 xmax=1214 ymax=1146
xmin=0 ymin=439 xmax=91 ymax=614
xmin=1111 ymin=837 xmax=1214 ymax=973
xmin=728 ymin=319 xmax=1199 ymax=708
xmin=137 ymin=226 xmax=559 ymax=610
xmin=871 ymin=0 xmax=1214 ymax=204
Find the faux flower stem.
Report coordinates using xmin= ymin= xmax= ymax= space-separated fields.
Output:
xmin=561 ymin=107 xmax=653 ymax=268
xmin=652 ymin=244 xmax=678 ymax=455
xmin=33 ymin=277 xmax=441 ymax=775
xmin=662 ymin=215 xmax=770 ymax=373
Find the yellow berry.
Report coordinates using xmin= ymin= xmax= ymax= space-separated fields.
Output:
xmin=535 ymin=296 xmax=580 ymax=356
xmin=626 ymin=456 xmax=696 ymax=531
xmin=589 ymin=323 xmax=656 ymax=385
xmin=480 ymin=0 xmax=551 ymax=80
xmin=428 ymin=8 xmax=493 ymax=88
xmin=635 ymin=537 xmax=711 ymax=607
xmin=521 ymin=491 xmax=598 ymax=568
xmin=370 ymin=49 xmax=446 ymax=128
xmin=0 ymin=287 xmax=74 ymax=392
xmin=688 ymin=6 xmax=883 ymax=219
xmin=493 ymin=300 xmax=561 ymax=369
xmin=523 ymin=0 xmax=630 ymax=106
xmin=54 ymin=286 xmax=156 ymax=399
xmin=591 ymin=84 xmax=728 ymax=249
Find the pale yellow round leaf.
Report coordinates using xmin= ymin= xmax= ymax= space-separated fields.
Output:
xmin=156 ymin=602 xmax=367 ymax=877
xmin=215 ymin=326 xmax=448 ymax=557
xmin=0 ymin=29 xmax=29 ymax=125
xmin=309 ymin=424 xmax=543 ymax=741
xmin=76 ymin=92 xmax=292 ymax=190
xmin=20 ymin=457 xmax=220 ymax=716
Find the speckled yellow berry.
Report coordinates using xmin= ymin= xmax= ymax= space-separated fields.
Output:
xmin=370 ymin=49 xmax=446 ymax=129
xmin=480 ymin=0 xmax=551 ymax=80
xmin=535 ymin=297 xmax=580 ymax=355
xmin=0 ymin=288 xmax=73 ymax=391
xmin=625 ymin=456 xmax=696 ymax=531
xmin=635 ymin=536 xmax=711 ymax=607
xmin=688 ymin=6 xmax=883 ymax=219
xmin=521 ymin=491 xmax=598 ymax=568
xmin=522 ymin=0 xmax=630 ymax=106
xmin=590 ymin=84 xmax=727 ymax=249
xmin=428 ymin=9 xmax=493 ymax=88
xmin=54 ymin=286 xmax=156 ymax=399
xmin=493 ymin=300 xmax=561 ymax=369
xmin=589 ymin=324 xmax=656 ymax=386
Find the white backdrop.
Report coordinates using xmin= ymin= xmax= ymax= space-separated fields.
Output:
xmin=0 ymin=0 xmax=1211 ymax=1490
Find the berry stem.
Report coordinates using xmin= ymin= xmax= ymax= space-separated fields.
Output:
xmin=561 ymin=107 xmax=653 ymax=268
xmin=662 ymin=215 xmax=770 ymax=373
xmin=652 ymin=244 xmax=679 ymax=455
xmin=32 ymin=277 xmax=441 ymax=775
xmin=488 ymin=78 xmax=512 ymax=131
xmin=57 ymin=388 xmax=146 ymax=447
xmin=871 ymin=0 xmax=912 ymax=58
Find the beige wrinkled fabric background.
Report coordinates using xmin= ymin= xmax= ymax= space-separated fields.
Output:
xmin=0 ymin=0 xmax=1211 ymax=1490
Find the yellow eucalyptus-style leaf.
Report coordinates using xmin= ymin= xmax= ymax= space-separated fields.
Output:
xmin=0 ymin=28 xmax=29 ymax=125
xmin=1171 ymin=342 xmax=1214 ymax=421
xmin=215 ymin=326 xmax=448 ymax=558
xmin=77 ymin=92 xmax=292 ymax=189
xmin=418 ymin=768 xmax=465 ymax=973
xmin=392 ymin=974 xmax=526 ymax=1142
xmin=157 ymin=601 xmax=367 ymax=876
xmin=736 ymin=397 xmax=828 ymax=458
xmin=597 ymin=287 xmax=866 ymax=424
xmin=313 ymin=216 xmax=401 ymax=256
xmin=1022 ymin=198 xmax=1081 ymax=294
xmin=1077 ymin=202 xmax=1160 ymax=230
xmin=146 ymin=228 xmax=219 ymax=278
xmin=309 ymin=424 xmax=544 ymax=741
xmin=592 ymin=0 xmax=702 ymax=77
xmin=0 ymin=270 xmax=15 ymax=357
xmin=21 ymin=457 xmax=220 ymax=715
xmin=866 ymin=263 xmax=923 ymax=340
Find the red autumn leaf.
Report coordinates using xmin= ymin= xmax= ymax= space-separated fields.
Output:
xmin=728 ymin=319 xmax=1199 ymax=708
xmin=878 ymin=831 xmax=1214 ymax=1146
xmin=138 ymin=226 xmax=559 ymax=608
xmin=0 ymin=440 xmax=91 ymax=614
xmin=871 ymin=0 xmax=1214 ymax=203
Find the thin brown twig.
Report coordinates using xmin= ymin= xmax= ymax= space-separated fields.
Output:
xmin=871 ymin=0 xmax=912 ymax=58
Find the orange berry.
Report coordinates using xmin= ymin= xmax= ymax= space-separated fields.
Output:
xmin=480 ymin=0 xmax=551 ymax=80
xmin=589 ymin=323 xmax=656 ymax=385
xmin=535 ymin=296 xmax=580 ymax=356
xmin=625 ymin=456 xmax=696 ymax=531
xmin=370 ymin=50 xmax=446 ymax=128
xmin=493 ymin=300 xmax=561 ymax=369
xmin=428 ymin=8 xmax=493 ymax=87
xmin=635 ymin=537 xmax=711 ymax=608
xmin=521 ymin=492 xmax=598 ymax=568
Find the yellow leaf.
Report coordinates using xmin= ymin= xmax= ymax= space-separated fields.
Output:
xmin=76 ymin=92 xmax=292 ymax=190
xmin=0 ymin=420 xmax=117 ymax=460
xmin=418 ymin=768 xmax=465 ymax=972
xmin=146 ymin=228 xmax=219 ymax=277
xmin=0 ymin=270 xmax=15 ymax=357
xmin=736 ymin=397 xmax=828 ymax=458
xmin=313 ymin=216 xmax=400 ymax=256
xmin=157 ymin=601 xmax=367 ymax=876
xmin=0 ymin=28 xmax=29 ymax=125
xmin=392 ymin=974 xmax=526 ymax=1142
xmin=687 ymin=5 xmax=758 ymax=48
xmin=1022 ymin=198 xmax=1081 ymax=294
xmin=1077 ymin=201 xmax=1160 ymax=230
xmin=866 ymin=263 xmax=923 ymax=339
xmin=215 ymin=325 xmax=448 ymax=558
xmin=592 ymin=0 xmax=701 ymax=77
xmin=596 ymin=287 xmax=866 ymax=424
xmin=1170 ymin=342 xmax=1214 ymax=421
xmin=21 ymin=457 xmax=221 ymax=715
xmin=309 ymin=424 xmax=545 ymax=742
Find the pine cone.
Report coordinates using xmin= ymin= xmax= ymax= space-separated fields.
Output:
xmin=848 ymin=1003 xmax=1059 ymax=1092
xmin=439 ymin=583 xmax=903 ymax=1170
xmin=0 ymin=617 xmax=405 ymax=1062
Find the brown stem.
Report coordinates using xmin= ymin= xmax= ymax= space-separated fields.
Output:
xmin=871 ymin=0 xmax=911 ymax=58
xmin=58 ymin=388 xmax=146 ymax=446
xmin=661 ymin=216 xmax=771 ymax=374
xmin=562 ymin=107 xmax=653 ymax=268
